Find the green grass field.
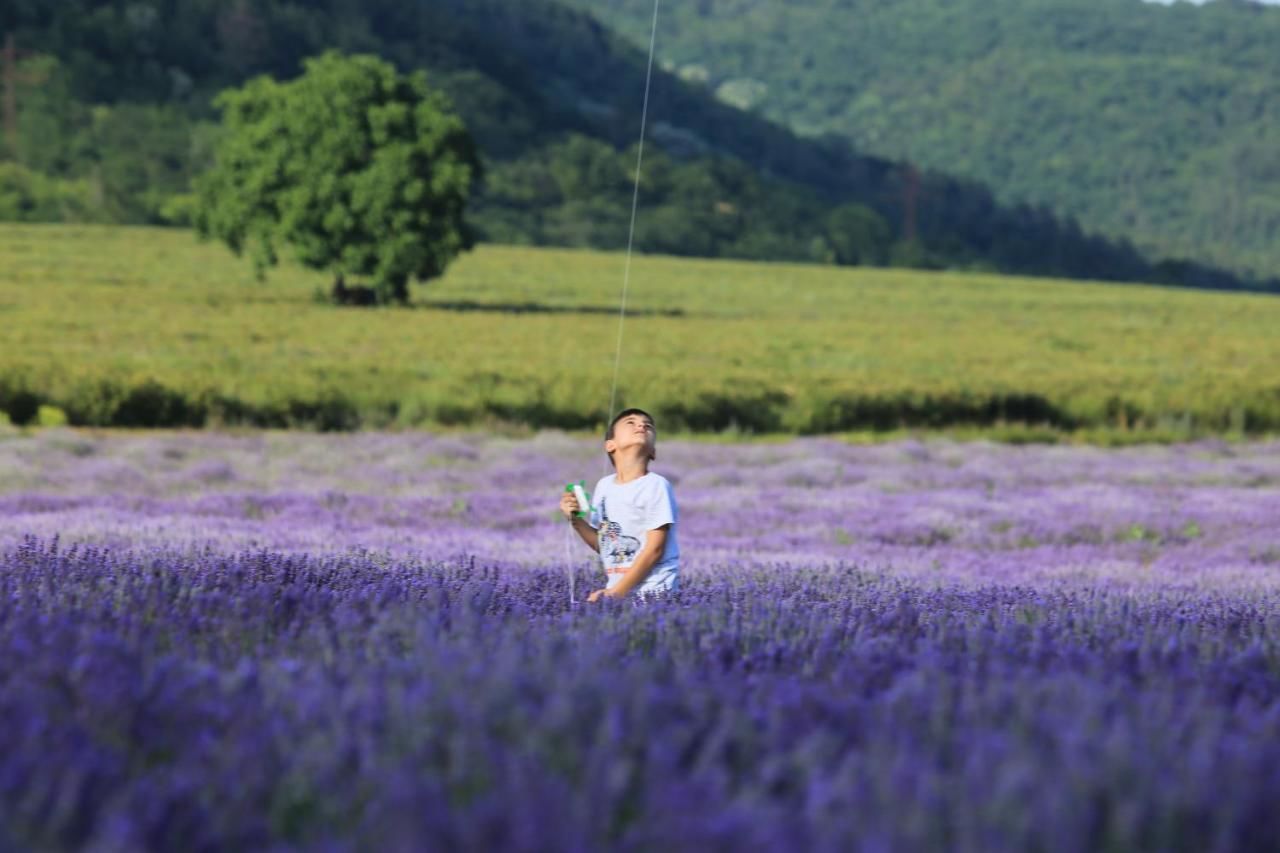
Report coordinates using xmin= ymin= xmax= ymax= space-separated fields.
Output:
xmin=3 ymin=223 xmax=1279 ymax=437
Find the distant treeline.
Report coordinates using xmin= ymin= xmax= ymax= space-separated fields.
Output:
xmin=0 ymin=0 xmax=1274 ymax=292
xmin=571 ymin=0 xmax=1280 ymax=283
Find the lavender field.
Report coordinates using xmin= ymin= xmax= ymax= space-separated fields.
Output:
xmin=3 ymin=429 xmax=1280 ymax=850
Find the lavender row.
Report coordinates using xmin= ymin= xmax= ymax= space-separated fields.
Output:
xmin=3 ymin=430 xmax=1278 ymax=847
xmin=3 ymin=430 xmax=1279 ymax=589
xmin=2 ymin=539 xmax=1278 ymax=851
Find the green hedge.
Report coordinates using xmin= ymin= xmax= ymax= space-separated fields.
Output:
xmin=5 ymin=371 xmax=1278 ymax=437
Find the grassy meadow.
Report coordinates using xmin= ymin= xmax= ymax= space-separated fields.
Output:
xmin=2 ymin=223 xmax=1279 ymax=437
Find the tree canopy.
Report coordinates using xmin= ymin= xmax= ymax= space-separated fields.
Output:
xmin=565 ymin=0 xmax=1280 ymax=282
xmin=194 ymin=52 xmax=480 ymax=304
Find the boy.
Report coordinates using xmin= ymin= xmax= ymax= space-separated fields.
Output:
xmin=559 ymin=408 xmax=680 ymax=601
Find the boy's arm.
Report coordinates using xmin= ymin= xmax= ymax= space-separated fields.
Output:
xmin=607 ymin=525 xmax=669 ymax=597
xmin=560 ymin=491 xmax=599 ymax=551
xmin=568 ymin=515 xmax=599 ymax=551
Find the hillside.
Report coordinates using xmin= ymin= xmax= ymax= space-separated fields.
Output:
xmin=0 ymin=0 xmax=1270 ymax=291
xmin=4 ymin=223 xmax=1280 ymax=436
xmin=564 ymin=0 xmax=1280 ymax=279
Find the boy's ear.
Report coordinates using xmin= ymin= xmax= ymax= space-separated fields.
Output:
xmin=604 ymin=438 xmax=618 ymax=455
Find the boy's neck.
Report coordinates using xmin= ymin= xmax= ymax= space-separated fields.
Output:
xmin=613 ymin=450 xmax=650 ymax=484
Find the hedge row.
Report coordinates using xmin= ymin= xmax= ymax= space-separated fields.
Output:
xmin=4 ymin=374 xmax=1278 ymax=436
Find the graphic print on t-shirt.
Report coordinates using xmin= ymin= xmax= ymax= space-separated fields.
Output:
xmin=598 ymin=497 xmax=642 ymax=568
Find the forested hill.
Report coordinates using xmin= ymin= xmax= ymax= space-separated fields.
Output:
xmin=0 ymin=1 xmax=1271 ymax=290
xmin=564 ymin=0 xmax=1280 ymax=281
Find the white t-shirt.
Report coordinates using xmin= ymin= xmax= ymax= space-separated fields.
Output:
xmin=590 ymin=471 xmax=680 ymax=594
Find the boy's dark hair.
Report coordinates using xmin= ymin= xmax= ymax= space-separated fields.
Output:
xmin=606 ymin=408 xmax=655 ymax=439
xmin=605 ymin=408 xmax=656 ymax=467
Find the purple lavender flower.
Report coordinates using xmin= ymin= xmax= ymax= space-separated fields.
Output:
xmin=0 ymin=432 xmax=1278 ymax=848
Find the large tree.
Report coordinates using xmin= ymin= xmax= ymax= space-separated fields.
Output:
xmin=195 ymin=51 xmax=480 ymax=305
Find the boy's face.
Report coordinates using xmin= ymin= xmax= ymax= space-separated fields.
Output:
xmin=606 ymin=412 xmax=657 ymax=463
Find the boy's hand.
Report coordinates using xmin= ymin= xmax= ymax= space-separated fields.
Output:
xmin=587 ymin=587 xmax=618 ymax=603
xmin=559 ymin=491 xmax=581 ymax=520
